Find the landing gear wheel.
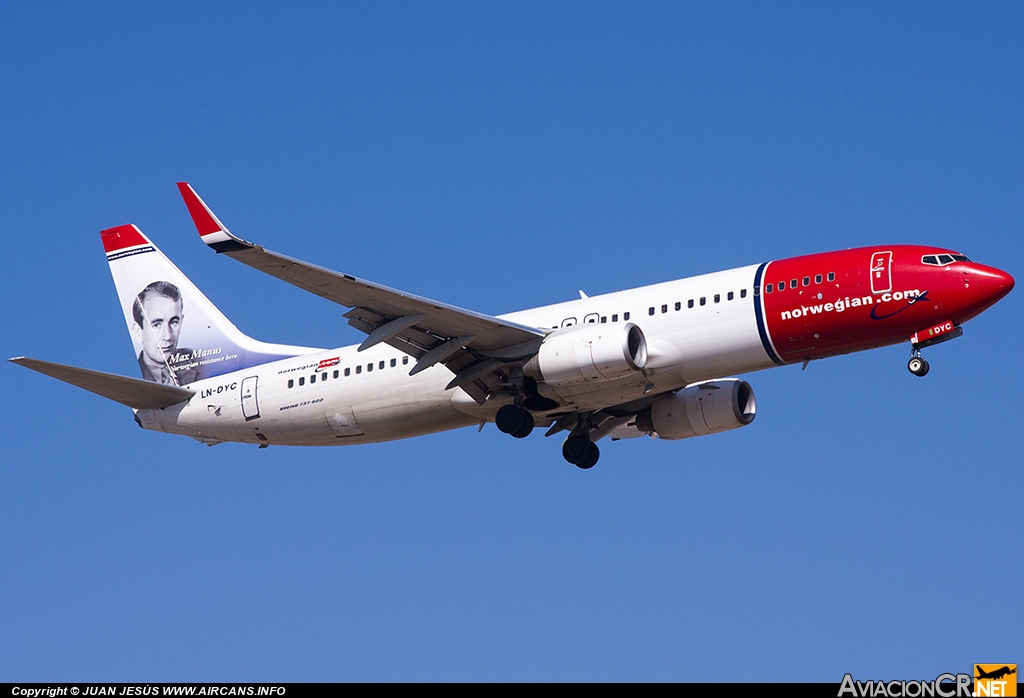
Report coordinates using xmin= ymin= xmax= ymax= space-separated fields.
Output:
xmin=563 ymin=436 xmax=600 ymax=469
xmin=511 ymin=410 xmax=534 ymax=439
xmin=577 ymin=442 xmax=600 ymax=469
xmin=495 ymin=404 xmax=526 ymax=434
xmin=908 ymin=357 xmax=930 ymax=377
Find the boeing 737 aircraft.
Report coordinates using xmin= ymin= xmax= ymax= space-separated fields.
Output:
xmin=11 ymin=184 xmax=1015 ymax=468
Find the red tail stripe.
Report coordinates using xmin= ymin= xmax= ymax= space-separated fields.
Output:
xmin=100 ymin=225 xmax=148 ymax=253
xmin=176 ymin=182 xmax=222 ymax=237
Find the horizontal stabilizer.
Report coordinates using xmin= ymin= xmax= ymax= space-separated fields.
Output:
xmin=9 ymin=357 xmax=195 ymax=409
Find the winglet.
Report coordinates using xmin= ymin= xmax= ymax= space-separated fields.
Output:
xmin=176 ymin=182 xmax=254 ymax=253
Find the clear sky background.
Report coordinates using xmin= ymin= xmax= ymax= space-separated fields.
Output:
xmin=1 ymin=2 xmax=1021 ymax=682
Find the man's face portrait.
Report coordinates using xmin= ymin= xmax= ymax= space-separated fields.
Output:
xmin=133 ymin=293 xmax=184 ymax=370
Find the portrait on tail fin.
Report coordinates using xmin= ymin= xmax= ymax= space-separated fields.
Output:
xmin=131 ymin=280 xmax=201 ymax=386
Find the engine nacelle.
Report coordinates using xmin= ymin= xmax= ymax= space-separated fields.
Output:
xmin=524 ymin=322 xmax=648 ymax=387
xmin=635 ymin=379 xmax=756 ymax=440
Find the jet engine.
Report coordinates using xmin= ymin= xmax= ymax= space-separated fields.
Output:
xmin=523 ymin=322 xmax=648 ymax=387
xmin=634 ymin=379 xmax=756 ymax=440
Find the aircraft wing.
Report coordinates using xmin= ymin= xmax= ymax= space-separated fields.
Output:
xmin=177 ymin=183 xmax=546 ymax=403
xmin=10 ymin=357 xmax=195 ymax=410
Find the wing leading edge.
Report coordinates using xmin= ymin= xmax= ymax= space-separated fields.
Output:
xmin=176 ymin=183 xmax=546 ymax=403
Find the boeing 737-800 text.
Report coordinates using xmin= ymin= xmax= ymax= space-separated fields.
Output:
xmin=11 ymin=184 xmax=1014 ymax=468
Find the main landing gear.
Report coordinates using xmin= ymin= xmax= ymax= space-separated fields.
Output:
xmin=495 ymin=400 xmax=599 ymax=470
xmin=495 ymin=404 xmax=535 ymax=439
xmin=560 ymin=412 xmax=600 ymax=469
xmin=562 ymin=434 xmax=599 ymax=469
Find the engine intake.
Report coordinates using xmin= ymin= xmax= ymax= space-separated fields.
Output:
xmin=635 ymin=379 xmax=756 ymax=440
xmin=524 ymin=322 xmax=648 ymax=387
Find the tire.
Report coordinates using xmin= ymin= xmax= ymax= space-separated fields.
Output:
xmin=576 ymin=442 xmax=600 ymax=469
xmin=511 ymin=411 xmax=535 ymax=439
xmin=562 ymin=435 xmax=591 ymax=465
xmin=908 ymin=357 xmax=929 ymax=377
xmin=495 ymin=404 xmax=525 ymax=434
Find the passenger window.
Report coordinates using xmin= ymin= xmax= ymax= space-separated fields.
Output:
xmin=310 ymin=374 xmax=316 ymax=384
xmin=334 ymin=370 xmax=339 ymax=379
xmin=611 ymin=314 xmax=618 ymax=322
xmin=402 ymin=356 xmax=409 ymax=365
xmin=288 ymin=379 xmax=294 ymax=389
xmin=356 ymin=366 xmax=362 ymax=375
xmin=802 ymin=277 xmax=810 ymax=286
xmin=299 ymin=377 xmax=305 ymax=386
xmin=827 ymin=272 xmax=835 ymax=282
xmin=600 ymin=316 xmax=607 ymax=323
xmin=740 ymin=288 xmax=747 ymax=298
xmin=687 ymin=299 xmax=694 ymax=308
xmin=649 ymin=307 xmax=655 ymax=316
xmin=379 ymin=361 xmax=385 ymax=370
xmin=322 ymin=372 xmax=327 ymax=381
xmin=700 ymin=297 xmax=706 ymax=306
xmin=790 ymin=279 xmax=797 ymax=289
xmin=661 ymin=304 xmax=668 ymax=314
xmin=624 ymin=312 xmax=630 ymax=320
xmin=815 ymin=274 xmax=822 ymax=283
xmin=674 ymin=302 xmax=681 ymax=311
xmin=367 ymin=363 xmax=373 ymax=372
xmin=391 ymin=358 xmax=397 ymax=367
xmin=345 ymin=367 xmax=351 ymax=377
xmin=714 ymin=294 xmax=720 ymax=303
xmin=727 ymin=291 xmax=734 ymax=301
xmin=765 ymin=284 xmax=773 ymax=294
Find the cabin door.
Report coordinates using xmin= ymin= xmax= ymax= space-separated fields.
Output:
xmin=241 ymin=376 xmax=260 ymax=421
xmin=870 ymin=251 xmax=892 ymax=294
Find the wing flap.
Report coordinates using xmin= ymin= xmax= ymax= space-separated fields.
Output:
xmin=10 ymin=357 xmax=195 ymax=410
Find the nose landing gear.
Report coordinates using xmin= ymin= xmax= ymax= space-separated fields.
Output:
xmin=907 ymin=321 xmax=963 ymax=377
xmin=907 ymin=354 xmax=930 ymax=377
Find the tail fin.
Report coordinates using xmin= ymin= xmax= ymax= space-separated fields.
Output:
xmin=102 ymin=224 xmax=319 ymax=386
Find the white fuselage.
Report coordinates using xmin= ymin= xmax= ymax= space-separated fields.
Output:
xmin=137 ymin=265 xmax=774 ymax=446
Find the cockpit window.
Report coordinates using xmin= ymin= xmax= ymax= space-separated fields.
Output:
xmin=922 ymin=253 xmax=971 ymax=266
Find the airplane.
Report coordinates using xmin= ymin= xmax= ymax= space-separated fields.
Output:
xmin=975 ymin=666 xmax=1017 ymax=681
xmin=10 ymin=183 xmax=1015 ymax=468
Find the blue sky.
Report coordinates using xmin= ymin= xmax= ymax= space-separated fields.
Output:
xmin=1 ymin=2 xmax=1021 ymax=681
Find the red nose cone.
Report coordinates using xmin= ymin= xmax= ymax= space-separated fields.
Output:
xmin=966 ymin=262 xmax=1015 ymax=311
xmin=974 ymin=265 xmax=1015 ymax=304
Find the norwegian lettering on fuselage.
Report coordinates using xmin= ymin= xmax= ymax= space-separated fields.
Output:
xmin=779 ymin=289 xmax=923 ymax=321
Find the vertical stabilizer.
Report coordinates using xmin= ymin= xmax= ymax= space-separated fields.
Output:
xmin=102 ymin=224 xmax=318 ymax=386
